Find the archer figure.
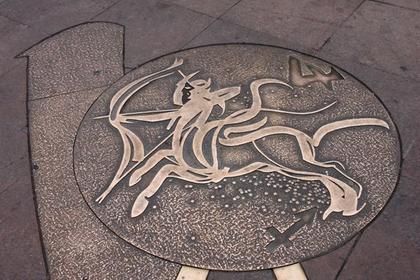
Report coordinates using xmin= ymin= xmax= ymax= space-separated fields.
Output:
xmin=96 ymin=58 xmax=389 ymax=219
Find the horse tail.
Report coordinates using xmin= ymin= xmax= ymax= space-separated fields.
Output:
xmin=312 ymin=118 xmax=389 ymax=147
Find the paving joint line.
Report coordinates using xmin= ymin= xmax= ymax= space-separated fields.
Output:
xmin=23 ymin=52 xmax=51 ymax=280
xmin=0 ymin=63 xmax=20 ymax=80
xmin=181 ymin=0 xmax=244 ymax=49
xmin=0 ymin=12 xmax=30 ymax=27
xmin=402 ymin=138 xmax=416 ymax=160
xmin=399 ymin=174 xmax=418 ymax=184
xmin=27 ymin=84 xmax=110 ymax=102
xmin=217 ymin=17 xmax=317 ymax=53
xmin=318 ymin=0 xmax=367 ymax=51
xmin=314 ymin=50 xmax=420 ymax=84
xmin=334 ymin=232 xmax=364 ymax=280
xmin=90 ymin=0 xmax=125 ymax=20
xmin=369 ymin=0 xmax=420 ymax=12
xmin=159 ymin=0 xmax=218 ymax=19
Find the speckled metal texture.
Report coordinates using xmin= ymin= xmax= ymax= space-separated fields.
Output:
xmin=21 ymin=22 xmax=124 ymax=100
xmin=73 ymin=44 xmax=400 ymax=271
xmin=25 ymin=22 xmax=181 ymax=279
xmin=29 ymin=90 xmax=180 ymax=279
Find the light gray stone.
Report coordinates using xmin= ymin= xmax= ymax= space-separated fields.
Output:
xmin=337 ymin=173 xmax=420 ymax=280
xmin=222 ymin=0 xmax=364 ymax=50
xmin=320 ymin=1 xmax=420 ymax=81
xmin=185 ymin=19 xmax=314 ymax=55
xmin=0 ymin=62 xmax=47 ymax=280
xmin=378 ymin=0 xmax=420 ymax=10
xmin=20 ymin=22 xmax=124 ymax=100
xmin=163 ymin=0 xmax=238 ymax=17
xmin=94 ymin=0 xmax=213 ymax=67
xmin=0 ymin=0 xmax=118 ymax=34
xmin=0 ymin=15 xmax=46 ymax=77
xmin=302 ymin=235 xmax=357 ymax=280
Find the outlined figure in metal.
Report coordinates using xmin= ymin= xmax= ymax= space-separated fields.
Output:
xmin=95 ymin=58 xmax=389 ymax=219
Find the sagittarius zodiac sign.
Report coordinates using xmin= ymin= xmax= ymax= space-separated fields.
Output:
xmin=95 ymin=58 xmax=389 ymax=220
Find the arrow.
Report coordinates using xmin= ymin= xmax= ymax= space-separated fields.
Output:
xmin=265 ymin=207 xmax=317 ymax=252
xmin=93 ymin=108 xmax=179 ymax=120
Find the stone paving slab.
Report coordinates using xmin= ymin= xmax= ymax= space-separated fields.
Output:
xmin=185 ymin=19 xmax=313 ymax=54
xmin=163 ymin=0 xmax=238 ymax=18
xmin=20 ymin=22 xmax=124 ymax=100
xmin=0 ymin=61 xmax=47 ymax=279
xmin=320 ymin=0 xmax=420 ymax=82
xmin=0 ymin=0 xmax=118 ymax=35
xmin=338 ymin=174 xmax=420 ymax=280
xmin=378 ymin=0 xmax=420 ymax=10
xmin=0 ymin=15 xmax=46 ymax=78
xmin=94 ymin=0 xmax=213 ymax=68
xmin=301 ymin=235 xmax=358 ymax=280
xmin=221 ymin=0 xmax=364 ymax=50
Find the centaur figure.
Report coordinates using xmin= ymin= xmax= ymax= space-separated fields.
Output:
xmin=96 ymin=58 xmax=389 ymax=220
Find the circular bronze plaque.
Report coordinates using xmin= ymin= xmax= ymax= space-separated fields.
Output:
xmin=73 ymin=44 xmax=400 ymax=270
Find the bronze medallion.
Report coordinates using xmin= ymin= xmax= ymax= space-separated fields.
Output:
xmin=73 ymin=44 xmax=400 ymax=272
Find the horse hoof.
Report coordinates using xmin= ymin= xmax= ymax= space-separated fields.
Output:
xmin=131 ymin=195 xmax=149 ymax=217
xmin=129 ymin=171 xmax=142 ymax=186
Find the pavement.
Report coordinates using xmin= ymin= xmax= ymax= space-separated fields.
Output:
xmin=0 ymin=0 xmax=419 ymax=279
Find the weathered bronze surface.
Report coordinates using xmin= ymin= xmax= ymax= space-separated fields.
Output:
xmin=73 ymin=44 xmax=400 ymax=271
xmin=25 ymin=23 xmax=181 ymax=280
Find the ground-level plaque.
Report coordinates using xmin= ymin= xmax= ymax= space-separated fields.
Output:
xmin=23 ymin=22 xmax=400 ymax=279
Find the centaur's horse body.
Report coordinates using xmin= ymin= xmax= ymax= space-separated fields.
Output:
xmin=96 ymin=59 xmax=389 ymax=219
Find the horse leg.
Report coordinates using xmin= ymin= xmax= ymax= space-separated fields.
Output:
xmin=129 ymin=149 xmax=173 ymax=186
xmin=131 ymin=164 xmax=178 ymax=217
xmin=293 ymin=133 xmax=362 ymax=196
xmin=318 ymin=176 xmax=364 ymax=219
xmin=279 ymin=169 xmax=362 ymax=220
xmin=283 ymin=134 xmax=364 ymax=218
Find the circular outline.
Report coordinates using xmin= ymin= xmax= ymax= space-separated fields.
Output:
xmin=72 ymin=43 xmax=402 ymax=271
